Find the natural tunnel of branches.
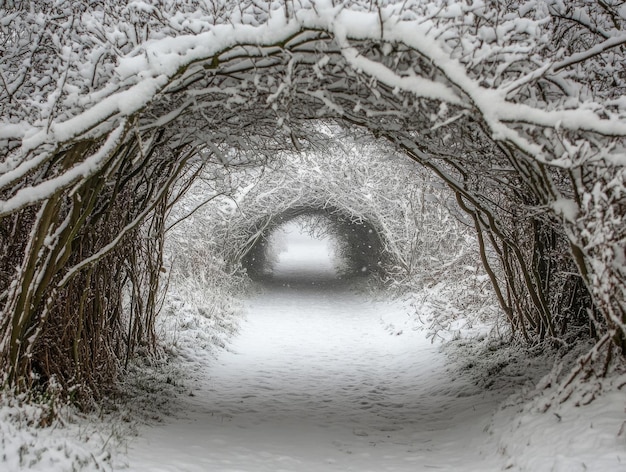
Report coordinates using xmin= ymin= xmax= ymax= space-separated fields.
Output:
xmin=0 ymin=1 xmax=625 ymax=403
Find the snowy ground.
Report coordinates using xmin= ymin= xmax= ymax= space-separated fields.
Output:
xmin=126 ymin=279 xmax=502 ymax=471
xmin=1 ymin=224 xmax=624 ymax=471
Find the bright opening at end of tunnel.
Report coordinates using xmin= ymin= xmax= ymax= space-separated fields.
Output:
xmin=264 ymin=219 xmax=344 ymax=284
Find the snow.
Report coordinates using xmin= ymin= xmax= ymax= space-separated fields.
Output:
xmin=552 ymin=198 xmax=579 ymax=223
xmin=338 ymin=45 xmax=462 ymax=105
xmin=0 ymin=121 xmax=128 ymax=216
xmin=0 ymin=391 xmax=120 ymax=471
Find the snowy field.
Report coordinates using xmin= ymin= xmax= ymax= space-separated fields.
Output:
xmin=1 ymin=224 xmax=624 ymax=471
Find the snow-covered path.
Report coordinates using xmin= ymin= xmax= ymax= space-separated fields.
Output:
xmin=126 ymin=281 xmax=506 ymax=470
xmin=124 ymin=224 xmax=511 ymax=470
xmin=119 ymin=223 xmax=626 ymax=472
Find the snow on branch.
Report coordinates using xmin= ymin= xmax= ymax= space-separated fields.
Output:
xmin=0 ymin=121 xmax=129 ymax=217
xmin=0 ymin=1 xmax=623 ymax=173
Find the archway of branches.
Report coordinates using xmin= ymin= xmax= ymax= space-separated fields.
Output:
xmin=1 ymin=1 xmax=624 ymax=402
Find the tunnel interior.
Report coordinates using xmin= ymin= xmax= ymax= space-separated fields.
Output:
xmin=240 ymin=208 xmax=388 ymax=285
xmin=263 ymin=218 xmax=344 ymax=284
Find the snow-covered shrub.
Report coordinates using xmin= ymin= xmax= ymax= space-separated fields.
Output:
xmin=158 ymin=163 xmax=248 ymax=361
xmin=0 ymin=385 xmax=116 ymax=470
